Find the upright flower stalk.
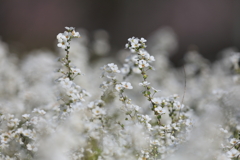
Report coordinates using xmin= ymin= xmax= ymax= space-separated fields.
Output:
xmin=56 ymin=27 xmax=90 ymax=118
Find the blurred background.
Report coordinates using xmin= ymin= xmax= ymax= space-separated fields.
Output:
xmin=0 ymin=0 xmax=239 ymax=65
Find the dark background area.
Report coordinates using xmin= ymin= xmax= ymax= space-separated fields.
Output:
xmin=0 ymin=0 xmax=240 ymax=65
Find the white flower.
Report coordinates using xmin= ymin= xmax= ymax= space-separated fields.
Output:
xmin=185 ymin=119 xmax=193 ymax=126
xmin=22 ymin=129 xmax=32 ymax=137
xmin=57 ymin=37 xmax=69 ymax=49
xmin=152 ymin=87 xmax=161 ymax=92
xmin=128 ymin=37 xmax=137 ymax=43
xmin=71 ymin=68 xmax=81 ymax=75
xmin=65 ymin=26 xmax=75 ymax=31
xmin=60 ymin=78 xmax=73 ymax=89
xmin=150 ymin=140 xmax=160 ymax=145
xmin=147 ymin=55 xmax=155 ymax=62
xmin=100 ymin=81 xmax=110 ymax=90
xmin=138 ymin=60 xmax=149 ymax=68
xmin=30 ymin=117 xmax=39 ymax=125
xmin=121 ymin=64 xmax=130 ymax=74
xmin=121 ymin=82 xmax=133 ymax=89
xmin=230 ymin=138 xmax=239 ymax=145
xmin=71 ymin=93 xmax=85 ymax=102
xmin=131 ymin=104 xmax=140 ymax=111
xmin=115 ymin=84 xmax=123 ymax=92
xmin=220 ymin=128 xmax=228 ymax=134
xmin=141 ymin=115 xmax=151 ymax=123
xmin=7 ymin=118 xmax=20 ymax=127
xmin=63 ymin=31 xmax=71 ymax=40
xmin=88 ymin=102 xmax=96 ymax=109
xmin=22 ymin=114 xmax=30 ymax=119
xmin=66 ymin=87 xmax=78 ymax=97
xmin=139 ymin=50 xmax=148 ymax=57
xmin=155 ymin=107 xmax=165 ymax=114
xmin=0 ymin=133 xmax=11 ymax=144
xmin=27 ymin=144 xmax=38 ymax=152
xmin=71 ymin=30 xmax=80 ymax=38
xmin=130 ymin=38 xmax=140 ymax=48
xmin=131 ymin=55 xmax=139 ymax=63
xmin=173 ymin=101 xmax=184 ymax=110
xmin=139 ymin=81 xmax=150 ymax=86
xmin=227 ymin=148 xmax=240 ymax=158
xmin=160 ymin=124 xmax=172 ymax=131
xmin=171 ymin=123 xmax=180 ymax=131
xmin=140 ymin=38 xmax=147 ymax=43
xmin=146 ymin=122 xmax=153 ymax=131
xmin=107 ymin=63 xmax=120 ymax=73
xmin=152 ymin=97 xmax=162 ymax=105
xmin=57 ymin=33 xmax=64 ymax=41
xmin=92 ymin=107 xmax=105 ymax=117
xmin=32 ymin=108 xmax=46 ymax=115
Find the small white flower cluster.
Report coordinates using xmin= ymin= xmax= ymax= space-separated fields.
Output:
xmin=138 ymin=115 xmax=153 ymax=131
xmin=122 ymin=37 xmax=155 ymax=80
xmin=100 ymin=62 xmax=133 ymax=93
xmin=57 ymin=27 xmax=80 ymax=49
xmin=101 ymin=63 xmax=120 ymax=79
xmin=221 ymin=133 xmax=240 ymax=159
xmin=88 ymin=100 xmax=106 ymax=118
xmin=125 ymin=37 xmax=147 ymax=53
xmin=124 ymin=36 xmax=193 ymax=159
xmin=115 ymin=82 xmax=133 ymax=91
xmin=0 ymin=108 xmax=51 ymax=159
xmin=58 ymin=77 xmax=88 ymax=104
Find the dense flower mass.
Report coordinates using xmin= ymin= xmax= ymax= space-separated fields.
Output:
xmin=0 ymin=26 xmax=239 ymax=160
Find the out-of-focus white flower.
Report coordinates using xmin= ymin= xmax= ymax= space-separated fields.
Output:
xmin=115 ymin=84 xmax=123 ymax=92
xmin=65 ymin=26 xmax=75 ymax=31
xmin=185 ymin=119 xmax=193 ymax=126
xmin=173 ymin=101 xmax=184 ymax=110
xmin=22 ymin=129 xmax=32 ymax=137
xmin=120 ymin=64 xmax=130 ymax=74
xmin=138 ymin=60 xmax=149 ymax=68
xmin=27 ymin=144 xmax=38 ymax=152
xmin=152 ymin=97 xmax=162 ymax=105
xmin=22 ymin=114 xmax=30 ymax=119
xmin=59 ymin=78 xmax=73 ymax=89
xmin=139 ymin=81 xmax=150 ymax=87
xmin=152 ymin=87 xmax=161 ymax=92
xmin=66 ymin=87 xmax=78 ymax=97
xmin=139 ymin=50 xmax=149 ymax=57
xmin=71 ymin=30 xmax=80 ymax=38
xmin=92 ymin=107 xmax=106 ymax=117
xmin=150 ymin=139 xmax=160 ymax=146
xmin=7 ymin=118 xmax=20 ymax=128
xmin=121 ymin=82 xmax=133 ymax=89
xmin=32 ymin=108 xmax=46 ymax=115
xmin=227 ymin=148 xmax=240 ymax=158
xmin=155 ymin=107 xmax=165 ymax=114
xmin=220 ymin=128 xmax=228 ymax=134
xmin=230 ymin=138 xmax=239 ymax=145
xmin=71 ymin=68 xmax=81 ymax=75
xmin=140 ymin=115 xmax=151 ymax=123
xmin=107 ymin=63 xmax=120 ymax=73
xmin=0 ymin=133 xmax=11 ymax=144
